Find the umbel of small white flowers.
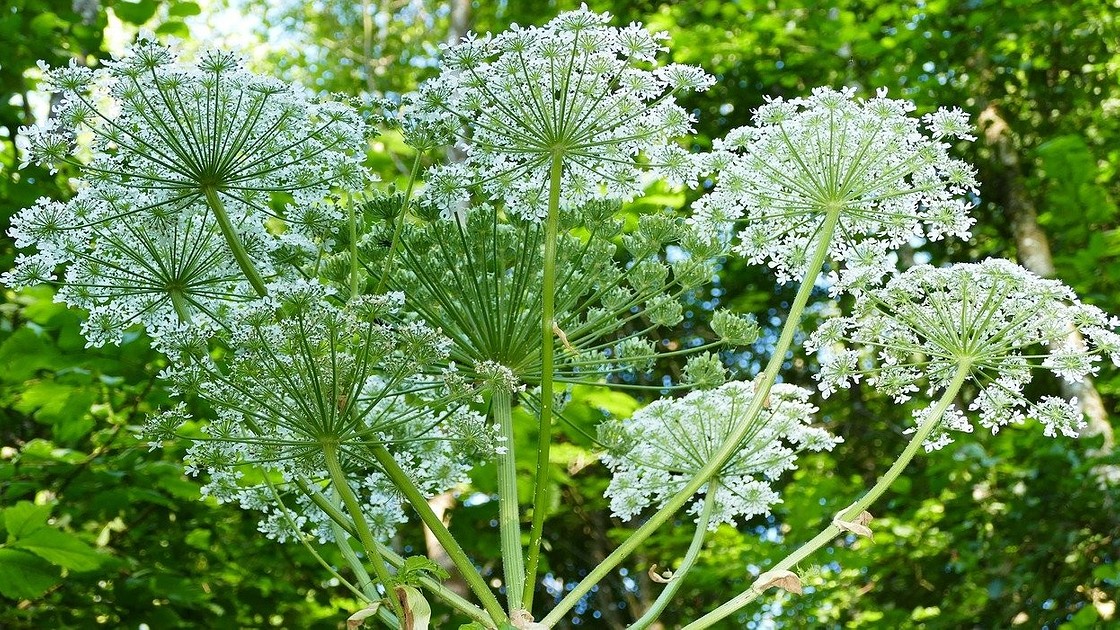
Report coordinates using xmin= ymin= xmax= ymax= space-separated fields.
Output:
xmin=380 ymin=200 xmax=753 ymax=394
xmin=5 ymin=33 xmax=370 ymax=345
xmin=145 ymin=279 xmax=483 ymax=543
xmin=692 ymin=86 xmax=979 ymax=289
xmin=600 ymin=380 xmax=842 ymax=530
xmin=409 ymin=4 xmax=713 ymax=220
xmin=808 ymin=259 xmax=1120 ymax=451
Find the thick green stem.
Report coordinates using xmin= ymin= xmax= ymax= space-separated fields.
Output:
xmin=540 ymin=206 xmax=843 ymax=627
xmin=261 ymin=475 xmax=371 ymax=603
xmin=630 ymin=484 xmax=719 ymax=630
xmin=682 ymin=361 xmax=973 ymax=630
xmin=522 ymin=153 xmax=564 ymax=611
xmin=376 ymin=153 xmax=424 ymax=294
xmin=168 ymin=290 xmax=193 ymax=324
xmin=295 ymin=478 xmax=495 ymax=627
xmin=369 ymin=444 xmax=510 ymax=626
xmin=493 ymin=388 xmax=527 ymax=612
xmin=329 ymin=508 xmax=378 ymax=601
xmin=322 ymin=443 xmax=404 ymax=618
xmin=202 ymin=186 xmax=268 ymax=297
xmin=348 ymin=198 xmax=360 ymax=297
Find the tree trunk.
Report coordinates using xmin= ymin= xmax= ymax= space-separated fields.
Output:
xmin=978 ymin=105 xmax=1115 ymax=458
xmin=420 ymin=491 xmax=471 ymax=598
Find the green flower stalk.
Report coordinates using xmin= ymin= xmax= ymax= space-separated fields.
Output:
xmin=382 ymin=198 xmax=733 ymax=614
xmin=411 ymin=8 xmax=714 ymax=612
xmin=542 ymin=85 xmax=981 ymax=625
xmin=386 ymin=201 xmax=729 ymax=391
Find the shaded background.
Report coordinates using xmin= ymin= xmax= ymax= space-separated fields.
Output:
xmin=1 ymin=0 xmax=1118 ymax=627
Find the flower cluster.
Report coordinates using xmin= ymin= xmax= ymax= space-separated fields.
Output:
xmin=808 ymin=259 xmax=1120 ymax=449
xmin=408 ymin=5 xmax=712 ymax=219
xmin=5 ymin=34 xmax=369 ymax=345
xmin=692 ymin=86 xmax=978 ymax=287
xmin=5 ymin=192 xmax=250 ymax=345
xmin=378 ymin=201 xmax=731 ymax=394
xmin=146 ymin=280 xmax=474 ymax=542
xmin=600 ymin=380 xmax=841 ymax=528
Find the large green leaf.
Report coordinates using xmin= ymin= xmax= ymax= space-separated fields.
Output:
xmin=14 ymin=380 xmax=96 ymax=426
xmin=168 ymin=1 xmax=201 ymax=17
xmin=13 ymin=528 xmax=104 ymax=572
xmin=2 ymin=501 xmax=52 ymax=540
xmin=0 ymin=549 xmax=61 ymax=600
xmin=0 ymin=328 xmax=66 ymax=382
xmin=111 ymin=0 xmax=159 ymax=24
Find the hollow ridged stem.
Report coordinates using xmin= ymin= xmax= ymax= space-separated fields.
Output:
xmin=294 ymin=478 xmax=495 ymax=627
xmin=348 ymin=198 xmax=360 ymax=297
xmin=368 ymin=444 xmax=510 ymax=626
xmin=261 ymin=475 xmax=370 ymax=603
xmin=168 ymin=289 xmax=193 ymax=323
xmin=201 ymin=186 xmax=268 ymax=296
xmin=629 ymin=484 xmax=719 ymax=630
xmin=329 ymin=511 xmax=377 ymax=601
xmin=522 ymin=152 xmax=564 ymax=610
xmin=540 ymin=205 xmax=843 ymax=627
xmin=322 ymin=442 xmax=404 ymax=618
xmin=376 ymin=153 xmax=424 ymax=294
xmin=493 ymin=388 xmax=527 ymax=612
xmin=682 ymin=360 xmax=973 ymax=629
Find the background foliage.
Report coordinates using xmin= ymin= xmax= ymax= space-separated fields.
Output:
xmin=2 ymin=0 xmax=1117 ymax=628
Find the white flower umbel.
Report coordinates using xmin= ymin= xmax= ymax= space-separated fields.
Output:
xmin=600 ymin=380 xmax=841 ymax=529
xmin=7 ymin=34 xmax=370 ymax=332
xmin=410 ymin=5 xmax=713 ymax=219
xmin=809 ymin=259 xmax=1120 ymax=449
xmin=149 ymin=279 xmax=470 ymax=542
xmin=693 ymin=87 xmax=978 ymax=287
xmin=4 ymin=190 xmax=251 ymax=346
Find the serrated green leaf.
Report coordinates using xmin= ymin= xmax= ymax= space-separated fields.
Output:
xmin=184 ymin=528 xmax=211 ymax=550
xmin=19 ymin=439 xmax=85 ymax=464
xmin=3 ymin=501 xmax=52 ymax=540
xmin=396 ymin=555 xmax=449 ymax=585
xmin=54 ymin=415 xmax=96 ymax=444
xmin=13 ymin=528 xmax=103 ymax=571
xmin=0 ymin=548 xmax=61 ymax=599
xmin=14 ymin=380 xmax=95 ymax=426
xmin=151 ymin=472 xmax=201 ymax=500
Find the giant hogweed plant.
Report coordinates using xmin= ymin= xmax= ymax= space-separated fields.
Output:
xmin=6 ymin=6 xmax=1119 ymax=629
